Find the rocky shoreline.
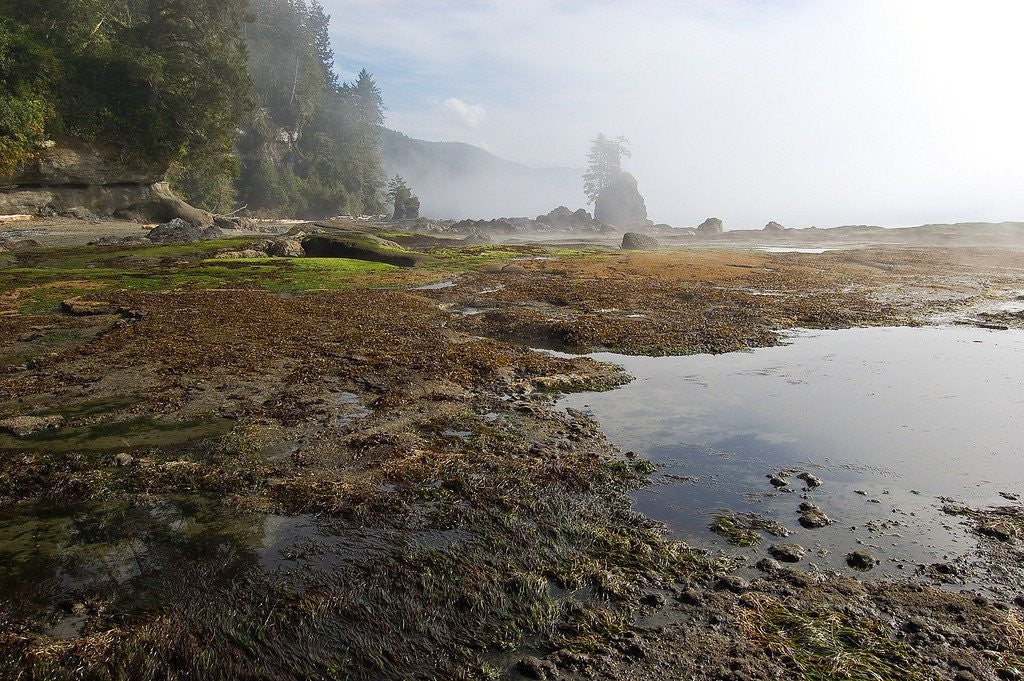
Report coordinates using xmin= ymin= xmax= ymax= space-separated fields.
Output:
xmin=0 ymin=217 xmax=1022 ymax=679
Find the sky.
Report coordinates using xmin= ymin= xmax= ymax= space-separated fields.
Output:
xmin=325 ymin=0 xmax=1024 ymax=228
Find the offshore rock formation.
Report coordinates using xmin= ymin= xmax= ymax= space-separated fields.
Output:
xmin=0 ymin=141 xmax=213 ymax=226
xmin=594 ymin=172 xmax=648 ymax=228
xmin=536 ymin=206 xmax=604 ymax=231
xmin=442 ymin=207 xmax=614 ymax=237
xmin=697 ymin=217 xmax=724 ymax=235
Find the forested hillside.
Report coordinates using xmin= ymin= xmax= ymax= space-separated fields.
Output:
xmin=0 ymin=0 xmax=251 ymax=181
xmin=380 ymin=128 xmax=583 ymax=219
xmin=0 ymin=0 xmax=385 ymax=219
xmin=227 ymin=0 xmax=385 ymax=217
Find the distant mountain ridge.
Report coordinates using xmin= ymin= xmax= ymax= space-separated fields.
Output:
xmin=379 ymin=128 xmax=584 ymax=220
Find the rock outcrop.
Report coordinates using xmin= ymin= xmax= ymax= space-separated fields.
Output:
xmin=536 ymin=206 xmax=611 ymax=232
xmin=147 ymin=218 xmax=223 ymax=244
xmin=764 ymin=221 xmax=785 ymax=233
xmin=595 ymin=172 xmax=648 ymax=228
xmin=621 ymin=232 xmax=659 ymax=250
xmin=0 ymin=141 xmax=214 ymax=226
xmin=696 ymin=217 xmax=724 ymax=236
xmin=267 ymin=239 xmax=304 ymax=258
xmin=444 ymin=208 xmax=613 ymax=238
xmin=300 ymin=234 xmax=426 ymax=267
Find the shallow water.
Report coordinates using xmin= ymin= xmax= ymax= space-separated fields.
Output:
xmin=558 ymin=326 xmax=1024 ymax=581
xmin=757 ymin=246 xmax=837 ymax=253
xmin=414 ymin=279 xmax=458 ymax=290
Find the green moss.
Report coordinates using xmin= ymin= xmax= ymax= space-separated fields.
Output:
xmin=710 ymin=515 xmax=761 ymax=547
xmin=0 ymin=253 xmax=409 ymax=313
xmin=710 ymin=513 xmax=790 ymax=547
xmin=375 ymin=230 xmax=417 ymax=239
xmin=426 ymin=247 xmax=534 ymax=271
xmin=740 ymin=594 xmax=924 ymax=680
xmin=0 ymin=415 xmax=233 ymax=453
xmin=19 ymin=239 xmax=263 ymax=269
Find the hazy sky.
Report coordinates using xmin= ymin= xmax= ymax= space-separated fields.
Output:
xmin=327 ymin=0 xmax=1024 ymax=228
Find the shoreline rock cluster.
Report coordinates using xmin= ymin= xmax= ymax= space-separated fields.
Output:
xmin=408 ymin=205 xmax=619 ymax=238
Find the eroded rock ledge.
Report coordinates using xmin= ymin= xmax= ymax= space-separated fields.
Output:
xmin=0 ymin=141 xmax=213 ymax=226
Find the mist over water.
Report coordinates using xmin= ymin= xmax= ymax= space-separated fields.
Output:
xmin=330 ymin=1 xmax=1024 ymax=226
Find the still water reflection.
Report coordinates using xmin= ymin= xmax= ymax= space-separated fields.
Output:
xmin=558 ymin=326 xmax=1024 ymax=578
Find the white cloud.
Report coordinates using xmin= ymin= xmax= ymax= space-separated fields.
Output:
xmin=441 ymin=97 xmax=487 ymax=129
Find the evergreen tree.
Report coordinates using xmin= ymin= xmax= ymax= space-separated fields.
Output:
xmin=386 ymin=175 xmax=418 ymax=220
xmin=237 ymin=1 xmax=387 ymax=218
xmin=582 ymin=133 xmax=631 ymax=205
xmin=1 ymin=0 xmax=388 ymax=218
xmin=0 ymin=0 xmax=251 ymax=208
xmin=350 ymin=69 xmax=385 ymax=128
xmin=309 ymin=1 xmax=338 ymax=92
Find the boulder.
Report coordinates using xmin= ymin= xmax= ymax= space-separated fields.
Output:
xmin=715 ymin=575 xmax=750 ymax=592
xmin=621 ymin=232 xmax=659 ymax=250
xmin=696 ymin=217 xmax=724 ymax=235
xmin=798 ymin=502 xmax=833 ymax=529
xmin=147 ymin=218 xmax=223 ymax=244
xmin=516 ymin=656 xmax=555 ymax=679
xmin=846 ymin=550 xmax=879 ymax=571
xmin=535 ymin=206 xmax=611 ymax=233
xmin=301 ymin=234 xmax=426 ymax=267
xmin=595 ymin=172 xmax=648 ymax=227
xmin=267 ymin=239 xmax=304 ymax=258
xmin=978 ymin=520 xmax=1018 ymax=542
xmin=5 ymin=238 xmax=41 ymax=251
xmin=536 ymin=205 xmax=573 ymax=229
xmin=797 ymin=472 xmax=822 ymax=488
xmin=764 ymin=221 xmax=786 ymax=233
xmin=768 ymin=542 xmax=806 ymax=563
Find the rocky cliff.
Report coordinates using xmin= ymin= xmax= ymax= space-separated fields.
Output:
xmin=0 ymin=141 xmax=213 ymax=226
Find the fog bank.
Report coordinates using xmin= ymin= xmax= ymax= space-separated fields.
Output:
xmin=331 ymin=1 xmax=1024 ymax=227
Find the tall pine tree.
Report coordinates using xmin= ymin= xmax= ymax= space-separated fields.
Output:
xmin=582 ymin=133 xmax=631 ymax=205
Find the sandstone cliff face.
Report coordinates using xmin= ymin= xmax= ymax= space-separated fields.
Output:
xmin=594 ymin=172 xmax=648 ymax=228
xmin=0 ymin=141 xmax=212 ymax=226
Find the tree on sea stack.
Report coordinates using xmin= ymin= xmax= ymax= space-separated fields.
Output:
xmin=583 ymin=133 xmax=631 ymax=204
xmin=386 ymin=175 xmax=420 ymax=220
xmin=583 ymin=133 xmax=649 ymax=227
